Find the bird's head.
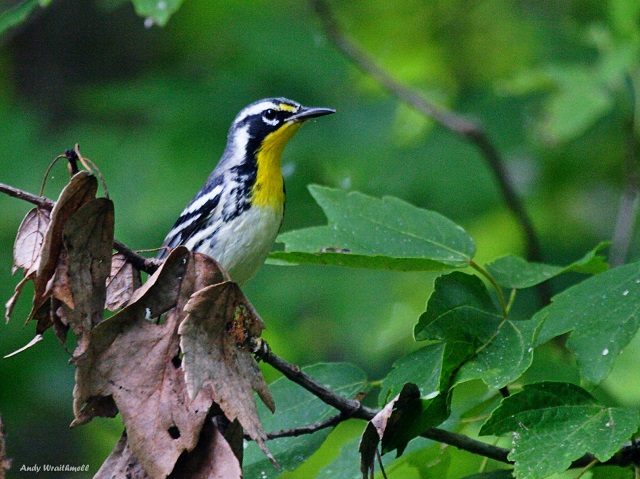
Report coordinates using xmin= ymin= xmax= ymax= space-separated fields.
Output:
xmin=223 ymin=98 xmax=335 ymax=210
xmin=229 ymin=98 xmax=335 ymax=156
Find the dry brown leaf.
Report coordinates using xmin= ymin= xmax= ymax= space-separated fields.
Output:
xmin=51 ymin=300 xmax=71 ymax=345
xmin=169 ymin=419 xmax=242 ymax=479
xmin=94 ymin=432 xmax=149 ymax=479
xmin=60 ymin=197 xmax=114 ymax=357
xmin=73 ymin=247 xmax=213 ymax=478
xmin=359 ymin=383 xmax=420 ymax=478
xmin=97 ymin=421 xmax=241 ymax=479
xmin=180 ymin=278 xmax=275 ymax=459
xmin=31 ymin=171 xmax=97 ymax=317
xmin=106 ymin=253 xmax=141 ymax=311
xmin=127 ymin=247 xmax=192 ymax=318
xmin=48 ymin=250 xmax=74 ymax=309
xmin=12 ymin=207 xmax=50 ymax=275
xmin=5 ymin=208 xmax=51 ymax=323
xmin=5 ymin=274 xmax=33 ymax=324
xmin=74 ymin=303 xmax=212 ymax=478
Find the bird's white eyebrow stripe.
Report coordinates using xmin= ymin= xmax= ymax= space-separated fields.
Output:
xmin=234 ymin=101 xmax=280 ymax=123
xmin=233 ymin=100 xmax=301 ymax=124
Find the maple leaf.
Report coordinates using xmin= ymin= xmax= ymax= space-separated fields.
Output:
xmin=180 ymin=278 xmax=275 ymax=460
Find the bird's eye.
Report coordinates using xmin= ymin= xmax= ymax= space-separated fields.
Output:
xmin=262 ymin=109 xmax=278 ymax=124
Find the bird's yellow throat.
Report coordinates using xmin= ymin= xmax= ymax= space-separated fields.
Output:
xmin=251 ymin=121 xmax=302 ymax=209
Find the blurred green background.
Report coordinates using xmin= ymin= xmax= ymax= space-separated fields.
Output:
xmin=1 ymin=0 xmax=640 ymax=477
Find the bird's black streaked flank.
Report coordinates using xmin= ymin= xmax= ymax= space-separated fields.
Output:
xmin=158 ymin=98 xmax=335 ymax=284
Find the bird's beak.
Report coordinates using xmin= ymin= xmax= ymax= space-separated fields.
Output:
xmin=288 ymin=106 xmax=336 ymax=123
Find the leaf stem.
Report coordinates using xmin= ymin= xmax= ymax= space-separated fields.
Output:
xmin=573 ymin=459 xmax=598 ymax=479
xmin=506 ymin=288 xmax=517 ymax=315
xmin=469 ymin=260 xmax=508 ymax=318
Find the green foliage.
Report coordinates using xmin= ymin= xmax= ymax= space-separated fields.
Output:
xmin=0 ymin=0 xmax=48 ymax=36
xmin=414 ymin=272 xmax=537 ymax=390
xmin=130 ymin=0 xmax=184 ymax=26
xmin=271 ymin=185 xmax=475 ymax=271
xmin=486 ymin=242 xmax=609 ymax=289
xmin=481 ymin=382 xmax=639 ymax=479
xmin=500 ymin=0 xmax=640 ymax=144
xmin=265 ymin=187 xmax=638 ymax=477
xmin=534 ymin=261 xmax=640 ymax=384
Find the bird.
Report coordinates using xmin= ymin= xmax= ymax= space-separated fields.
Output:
xmin=158 ymin=97 xmax=335 ymax=285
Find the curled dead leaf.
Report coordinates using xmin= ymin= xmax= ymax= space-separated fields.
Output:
xmin=359 ymin=383 xmax=420 ymax=478
xmin=5 ymin=274 xmax=33 ymax=324
xmin=5 ymin=208 xmax=50 ymax=324
xmin=31 ymin=171 xmax=97 ymax=319
xmin=96 ymin=421 xmax=241 ymax=479
xmin=93 ymin=432 xmax=149 ymax=479
xmin=106 ymin=253 xmax=141 ymax=311
xmin=48 ymin=250 xmax=74 ymax=309
xmin=170 ymin=418 xmax=242 ymax=479
xmin=12 ymin=207 xmax=50 ymax=275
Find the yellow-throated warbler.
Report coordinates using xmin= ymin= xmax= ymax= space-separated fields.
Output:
xmin=158 ymin=98 xmax=335 ymax=284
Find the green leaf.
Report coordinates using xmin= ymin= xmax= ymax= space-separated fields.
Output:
xmin=480 ymin=382 xmax=640 ymax=479
xmin=130 ymin=0 xmax=184 ymax=27
xmin=542 ymin=70 xmax=613 ymax=143
xmin=269 ymin=186 xmax=475 ymax=271
xmin=460 ymin=472 xmax=514 ymax=479
xmin=378 ymin=343 xmax=445 ymax=405
xmin=609 ymin=0 xmax=640 ymax=39
xmin=486 ymin=242 xmax=609 ymax=289
xmin=414 ymin=272 xmax=536 ymax=389
xmin=243 ymin=363 xmax=367 ymax=479
xmin=317 ymin=435 xmax=435 ymax=479
xmin=0 ymin=0 xmax=47 ymax=36
xmin=534 ymin=261 xmax=640 ymax=384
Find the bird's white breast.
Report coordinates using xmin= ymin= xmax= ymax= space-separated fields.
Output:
xmin=198 ymin=204 xmax=283 ymax=285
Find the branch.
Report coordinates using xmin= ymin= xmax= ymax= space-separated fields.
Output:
xmin=312 ymin=0 xmax=549 ymax=304
xmin=0 ymin=182 xmax=159 ymax=275
xmin=256 ymin=341 xmax=514 ymax=463
xmin=257 ymin=340 xmax=377 ymax=420
xmin=245 ymin=412 xmax=346 ymax=441
xmin=258 ymin=342 xmax=640 ymax=470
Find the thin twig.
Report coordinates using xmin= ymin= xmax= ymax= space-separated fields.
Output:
xmin=256 ymin=341 xmax=515 ymax=463
xmin=257 ymin=340 xmax=377 ymax=419
xmin=0 ymin=182 xmax=159 ymax=275
xmin=0 ymin=182 xmax=55 ymax=210
xmin=244 ymin=412 xmax=346 ymax=441
xmin=312 ymin=0 xmax=549 ymax=305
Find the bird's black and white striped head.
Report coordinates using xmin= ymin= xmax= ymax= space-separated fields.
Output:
xmin=223 ymin=98 xmax=335 ymax=160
